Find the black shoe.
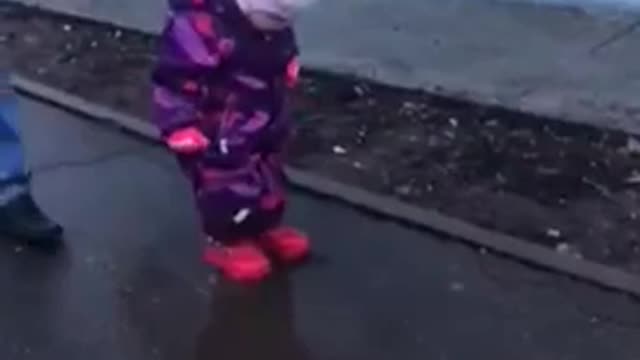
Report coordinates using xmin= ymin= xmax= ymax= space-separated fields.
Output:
xmin=0 ymin=193 xmax=63 ymax=248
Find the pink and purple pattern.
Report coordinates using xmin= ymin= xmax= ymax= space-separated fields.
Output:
xmin=153 ymin=0 xmax=299 ymax=242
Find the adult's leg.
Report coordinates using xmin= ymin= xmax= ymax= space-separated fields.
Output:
xmin=0 ymin=80 xmax=63 ymax=248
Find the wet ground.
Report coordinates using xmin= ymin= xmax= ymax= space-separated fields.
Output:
xmin=4 ymin=97 xmax=640 ymax=359
xmin=2 ymin=6 xmax=640 ymax=274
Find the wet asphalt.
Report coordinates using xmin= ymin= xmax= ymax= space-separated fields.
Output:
xmin=1 ymin=98 xmax=640 ymax=359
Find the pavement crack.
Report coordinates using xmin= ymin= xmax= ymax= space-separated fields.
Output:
xmin=30 ymin=144 xmax=153 ymax=175
xmin=589 ymin=17 xmax=640 ymax=55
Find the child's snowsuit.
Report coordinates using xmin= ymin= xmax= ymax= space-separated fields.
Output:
xmin=152 ymin=0 xmax=299 ymax=243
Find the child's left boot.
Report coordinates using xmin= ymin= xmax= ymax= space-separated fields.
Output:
xmin=260 ymin=226 xmax=310 ymax=263
xmin=203 ymin=240 xmax=272 ymax=282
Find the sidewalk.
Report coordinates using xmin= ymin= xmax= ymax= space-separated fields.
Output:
xmin=2 ymin=97 xmax=640 ymax=359
xmin=13 ymin=0 xmax=640 ymax=134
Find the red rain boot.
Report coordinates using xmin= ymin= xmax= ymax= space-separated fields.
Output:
xmin=203 ymin=241 xmax=271 ymax=282
xmin=261 ymin=227 xmax=310 ymax=263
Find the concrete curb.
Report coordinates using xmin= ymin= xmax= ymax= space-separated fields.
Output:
xmin=12 ymin=75 xmax=640 ymax=298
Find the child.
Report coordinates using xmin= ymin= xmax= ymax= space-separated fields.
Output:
xmin=152 ymin=0 xmax=313 ymax=282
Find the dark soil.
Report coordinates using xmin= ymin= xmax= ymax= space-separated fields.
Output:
xmin=3 ymin=3 xmax=640 ymax=272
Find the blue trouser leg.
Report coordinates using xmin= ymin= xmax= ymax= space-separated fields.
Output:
xmin=0 ymin=82 xmax=29 ymax=205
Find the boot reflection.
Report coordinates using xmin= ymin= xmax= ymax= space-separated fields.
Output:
xmin=196 ymin=273 xmax=309 ymax=360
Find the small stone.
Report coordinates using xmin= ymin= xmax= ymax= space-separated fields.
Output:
xmin=547 ymin=228 xmax=562 ymax=238
xmin=62 ymin=24 xmax=72 ymax=32
xmin=449 ymin=282 xmax=465 ymax=292
xmin=105 ymin=262 xmax=118 ymax=272
xmin=120 ymin=286 xmax=134 ymax=295
xmin=626 ymin=173 xmax=640 ymax=184
xmin=626 ymin=137 xmax=640 ymax=155
xmin=196 ymin=287 xmax=209 ymax=297
xmin=426 ymin=135 xmax=440 ymax=147
xmin=395 ymin=184 xmax=412 ymax=196
xmin=353 ymin=161 xmax=364 ymax=169
xmin=353 ymin=85 xmax=365 ymax=97
xmin=332 ymin=145 xmax=347 ymax=155
xmin=23 ymin=34 xmax=38 ymax=45
xmin=449 ymin=117 xmax=458 ymax=127
xmin=537 ymin=167 xmax=560 ymax=175
xmin=485 ymin=119 xmax=499 ymax=127
xmin=208 ymin=274 xmax=218 ymax=285
xmin=14 ymin=246 xmax=23 ymax=253
xmin=90 ymin=40 xmax=98 ymax=48
xmin=114 ymin=29 xmax=123 ymax=39
xmin=443 ymin=130 xmax=455 ymax=139
xmin=555 ymin=242 xmax=570 ymax=254
xmin=402 ymin=101 xmax=418 ymax=110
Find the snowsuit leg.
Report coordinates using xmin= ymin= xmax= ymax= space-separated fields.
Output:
xmin=151 ymin=5 xmax=291 ymax=243
xmin=174 ymin=143 xmax=287 ymax=243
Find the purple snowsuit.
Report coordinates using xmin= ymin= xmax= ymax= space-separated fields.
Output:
xmin=152 ymin=0 xmax=299 ymax=243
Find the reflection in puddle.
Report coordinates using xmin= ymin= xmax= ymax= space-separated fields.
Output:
xmin=196 ymin=273 xmax=309 ymax=360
